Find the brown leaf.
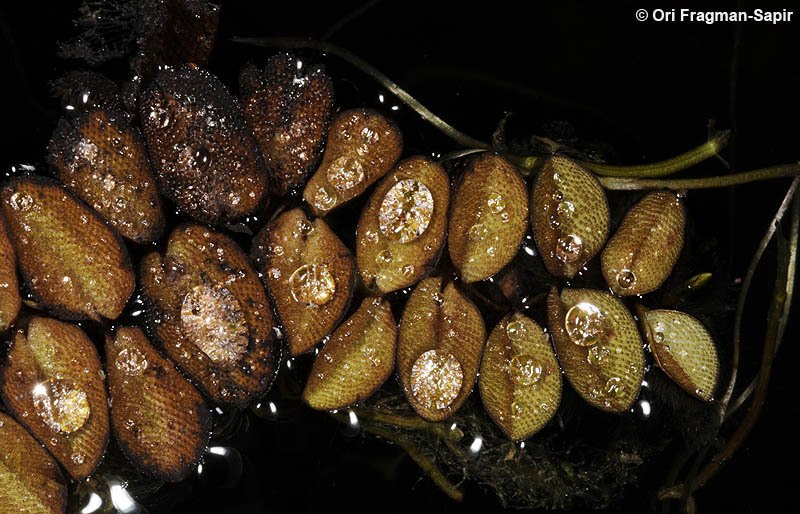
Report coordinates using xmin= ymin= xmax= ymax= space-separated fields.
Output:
xmin=601 ymin=190 xmax=686 ymax=296
xmin=0 ymin=317 xmax=110 ymax=481
xmin=531 ymin=155 xmax=609 ymax=278
xmin=303 ymin=108 xmax=402 ymax=215
xmin=0 ymin=412 xmax=67 ymax=514
xmin=0 ymin=175 xmax=134 ymax=321
xmin=240 ymin=53 xmax=335 ymax=197
xmin=140 ymin=65 xmax=268 ymax=224
xmin=106 ymin=326 xmax=211 ymax=481
xmin=303 ymin=297 xmax=396 ymax=410
xmin=252 ymin=208 xmax=355 ymax=356
xmin=479 ymin=312 xmax=561 ymax=440
xmin=638 ymin=308 xmax=718 ymax=401
xmin=356 ymin=156 xmax=449 ymax=294
xmin=0 ymin=212 xmax=20 ymax=331
xmin=48 ymin=108 xmax=165 ymax=242
xmin=396 ymin=277 xmax=486 ymax=421
xmin=449 ymin=153 xmax=529 ymax=283
xmin=547 ymin=287 xmax=644 ymax=413
xmin=139 ymin=224 xmax=279 ymax=407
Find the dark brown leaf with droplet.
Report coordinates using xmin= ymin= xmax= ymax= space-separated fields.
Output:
xmin=396 ymin=277 xmax=486 ymax=421
xmin=601 ymin=190 xmax=686 ymax=296
xmin=531 ymin=155 xmax=609 ymax=278
xmin=48 ymin=108 xmax=165 ymax=242
xmin=638 ymin=307 xmax=718 ymax=401
xmin=106 ymin=326 xmax=211 ymax=481
xmin=0 ymin=212 xmax=20 ymax=331
xmin=240 ymin=53 xmax=334 ymax=197
xmin=0 ymin=176 xmax=135 ymax=321
xmin=547 ymin=287 xmax=644 ymax=413
xmin=140 ymin=224 xmax=279 ymax=407
xmin=50 ymin=70 xmax=121 ymax=115
xmin=0 ymin=412 xmax=67 ymax=514
xmin=479 ymin=312 xmax=561 ymax=441
xmin=303 ymin=297 xmax=396 ymax=410
xmin=0 ymin=317 xmax=110 ymax=481
xmin=449 ymin=153 xmax=528 ymax=283
xmin=252 ymin=208 xmax=355 ymax=356
xmin=303 ymin=108 xmax=402 ymax=216
xmin=357 ymin=156 xmax=449 ymax=294
xmin=140 ymin=65 xmax=268 ymax=224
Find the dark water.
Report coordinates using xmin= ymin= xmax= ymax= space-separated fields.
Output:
xmin=1 ymin=1 xmax=798 ymax=513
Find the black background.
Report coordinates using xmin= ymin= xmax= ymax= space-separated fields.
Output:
xmin=1 ymin=1 xmax=798 ymax=513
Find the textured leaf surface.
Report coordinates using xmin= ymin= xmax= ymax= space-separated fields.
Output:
xmin=107 ymin=326 xmax=211 ymax=481
xmin=0 ymin=175 xmax=134 ymax=321
xmin=397 ymin=277 xmax=486 ymax=421
xmin=0 ymin=213 xmax=20 ymax=330
xmin=303 ymin=297 xmax=396 ymax=410
xmin=140 ymin=224 xmax=279 ymax=407
xmin=449 ymin=153 xmax=529 ymax=282
xmin=547 ymin=288 xmax=644 ymax=412
xmin=0 ymin=317 xmax=110 ymax=480
xmin=252 ymin=208 xmax=355 ymax=356
xmin=357 ymin=156 xmax=449 ymax=293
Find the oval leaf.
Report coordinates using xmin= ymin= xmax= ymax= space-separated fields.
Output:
xmin=252 ymin=208 xmax=355 ymax=356
xmin=546 ymin=288 xmax=644 ymax=412
xmin=0 ymin=212 xmax=20 ymax=331
xmin=140 ymin=65 xmax=268 ymax=224
xmin=601 ymin=190 xmax=686 ymax=296
xmin=449 ymin=153 xmax=529 ymax=283
xmin=140 ymin=224 xmax=279 ymax=407
xmin=303 ymin=108 xmax=402 ymax=215
xmin=397 ymin=277 xmax=486 ymax=421
xmin=638 ymin=308 xmax=718 ymax=401
xmin=531 ymin=155 xmax=609 ymax=278
xmin=106 ymin=326 xmax=211 ymax=481
xmin=0 ymin=412 xmax=67 ymax=514
xmin=240 ymin=53 xmax=335 ymax=197
xmin=303 ymin=297 xmax=397 ymax=410
xmin=479 ymin=312 xmax=562 ymax=440
xmin=47 ymin=107 xmax=165 ymax=242
xmin=0 ymin=175 xmax=134 ymax=321
xmin=357 ymin=156 xmax=449 ymax=294
xmin=0 ymin=317 xmax=110 ymax=480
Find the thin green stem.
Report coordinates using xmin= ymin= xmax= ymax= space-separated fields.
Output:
xmin=351 ymin=408 xmax=464 ymax=441
xmin=599 ymin=163 xmax=800 ymax=190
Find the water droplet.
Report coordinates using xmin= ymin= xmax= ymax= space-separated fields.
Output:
xmin=487 ymin=191 xmax=505 ymax=213
xmin=193 ymin=147 xmax=211 ymax=172
xmin=115 ymin=347 xmax=148 ymax=376
xmin=9 ymin=191 xmax=34 ymax=211
xmin=297 ymin=219 xmax=314 ymax=236
xmin=401 ymin=264 xmax=415 ymax=277
xmin=409 ymin=350 xmax=463 ymax=410
xmin=564 ymin=302 xmax=605 ymax=347
xmin=365 ymin=230 xmax=379 ymax=243
xmin=487 ymin=246 xmax=497 ymax=256
xmin=313 ymin=186 xmax=337 ymax=211
xmin=555 ymin=234 xmax=583 ymax=263
xmin=32 ymin=380 xmax=90 ymax=434
xmin=603 ymin=377 xmax=626 ymax=398
xmin=616 ymin=269 xmax=636 ymax=289
xmin=556 ymin=201 xmax=575 ymax=218
xmin=181 ymin=283 xmax=249 ymax=364
xmin=505 ymin=320 xmax=527 ymax=341
xmin=376 ymin=249 xmax=393 ymax=265
xmin=362 ymin=342 xmax=381 ymax=366
xmin=71 ymin=452 xmax=85 ymax=465
xmin=508 ymin=355 xmax=543 ymax=385
xmin=552 ymin=189 xmax=564 ymax=201
xmin=468 ymin=223 xmax=488 ymax=241
xmin=327 ymin=156 xmax=365 ymax=190
xmin=378 ymin=179 xmax=434 ymax=243
xmin=289 ymin=264 xmax=336 ymax=306
xmin=587 ymin=345 xmax=611 ymax=367
xmin=510 ymin=401 xmax=524 ymax=416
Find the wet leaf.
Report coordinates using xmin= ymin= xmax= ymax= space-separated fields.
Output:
xmin=547 ymin=287 xmax=644 ymax=413
xmin=140 ymin=65 xmax=268 ymax=224
xmin=479 ymin=312 xmax=561 ymax=441
xmin=303 ymin=297 xmax=396 ymax=410
xmin=357 ymin=156 xmax=449 ymax=294
xmin=51 ymin=70 xmax=121 ymax=115
xmin=240 ymin=53 xmax=335 ymax=197
xmin=48 ymin=108 xmax=165 ymax=242
xmin=0 ymin=175 xmax=135 ymax=321
xmin=396 ymin=277 xmax=486 ymax=421
xmin=0 ymin=412 xmax=67 ymax=514
xmin=303 ymin=108 xmax=402 ymax=215
xmin=601 ymin=190 xmax=686 ymax=296
xmin=531 ymin=155 xmax=610 ymax=278
xmin=140 ymin=224 xmax=279 ymax=407
xmin=0 ymin=213 xmax=20 ymax=331
xmin=106 ymin=326 xmax=211 ymax=481
xmin=638 ymin=308 xmax=718 ymax=401
xmin=252 ymin=208 xmax=355 ymax=356
xmin=449 ymin=153 xmax=529 ymax=283
xmin=0 ymin=317 xmax=110 ymax=480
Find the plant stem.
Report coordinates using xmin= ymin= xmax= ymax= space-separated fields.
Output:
xmin=351 ymin=408 xmax=464 ymax=441
xmin=599 ymin=163 xmax=800 ymax=190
